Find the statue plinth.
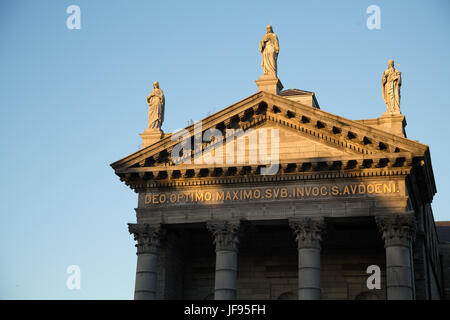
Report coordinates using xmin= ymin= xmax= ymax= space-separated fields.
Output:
xmin=255 ymin=75 xmax=283 ymax=95
xmin=140 ymin=128 xmax=163 ymax=148
xmin=357 ymin=113 xmax=407 ymax=138
xmin=379 ymin=112 xmax=407 ymax=137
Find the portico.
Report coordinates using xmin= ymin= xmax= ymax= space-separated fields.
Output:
xmin=126 ymin=211 xmax=417 ymax=300
xmin=125 ymin=164 xmax=423 ymax=300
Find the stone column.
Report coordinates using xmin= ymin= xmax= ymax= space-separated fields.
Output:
xmin=289 ymin=217 xmax=325 ymax=300
xmin=128 ymin=223 xmax=163 ymax=300
xmin=376 ymin=214 xmax=416 ymax=300
xmin=206 ymin=220 xmax=240 ymax=300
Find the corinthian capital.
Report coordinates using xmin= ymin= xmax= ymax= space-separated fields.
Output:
xmin=206 ymin=220 xmax=240 ymax=252
xmin=289 ymin=217 xmax=325 ymax=249
xmin=128 ymin=223 xmax=163 ymax=254
xmin=375 ymin=214 xmax=416 ymax=248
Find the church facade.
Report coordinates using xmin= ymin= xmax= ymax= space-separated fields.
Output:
xmin=111 ymin=27 xmax=449 ymax=300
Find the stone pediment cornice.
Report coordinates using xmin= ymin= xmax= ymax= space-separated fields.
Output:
xmin=116 ymin=152 xmax=419 ymax=191
xmin=111 ymin=91 xmax=428 ymax=171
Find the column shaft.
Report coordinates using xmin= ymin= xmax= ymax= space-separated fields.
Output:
xmin=134 ymin=252 xmax=158 ymax=299
xmin=298 ymin=247 xmax=321 ymax=299
xmin=385 ymin=245 xmax=413 ymax=299
xmin=376 ymin=214 xmax=416 ymax=300
xmin=289 ymin=217 xmax=325 ymax=300
xmin=207 ymin=220 xmax=240 ymax=300
xmin=215 ymin=250 xmax=238 ymax=299
xmin=128 ymin=223 xmax=162 ymax=300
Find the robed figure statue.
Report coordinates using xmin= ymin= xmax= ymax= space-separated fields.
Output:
xmin=382 ymin=60 xmax=402 ymax=114
xmin=259 ymin=25 xmax=279 ymax=77
xmin=146 ymin=81 xmax=165 ymax=130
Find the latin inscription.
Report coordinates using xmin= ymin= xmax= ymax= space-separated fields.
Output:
xmin=143 ymin=182 xmax=399 ymax=206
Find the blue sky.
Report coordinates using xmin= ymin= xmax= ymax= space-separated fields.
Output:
xmin=0 ymin=0 xmax=449 ymax=299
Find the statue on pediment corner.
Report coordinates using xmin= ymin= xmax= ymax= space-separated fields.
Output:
xmin=382 ymin=60 xmax=402 ymax=114
xmin=146 ymin=81 xmax=165 ymax=130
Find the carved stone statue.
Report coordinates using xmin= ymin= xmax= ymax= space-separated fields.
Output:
xmin=146 ymin=81 xmax=165 ymax=130
xmin=259 ymin=25 xmax=279 ymax=77
xmin=382 ymin=60 xmax=402 ymax=114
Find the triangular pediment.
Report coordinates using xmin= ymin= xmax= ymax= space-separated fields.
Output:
xmin=111 ymin=91 xmax=437 ymax=198
xmin=111 ymin=91 xmax=429 ymax=175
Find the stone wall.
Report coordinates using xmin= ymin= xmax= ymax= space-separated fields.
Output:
xmin=182 ymin=230 xmax=216 ymax=300
xmin=156 ymin=230 xmax=189 ymax=299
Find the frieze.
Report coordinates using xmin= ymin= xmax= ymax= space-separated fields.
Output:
xmin=139 ymin=180 xmax=402 ymax=207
